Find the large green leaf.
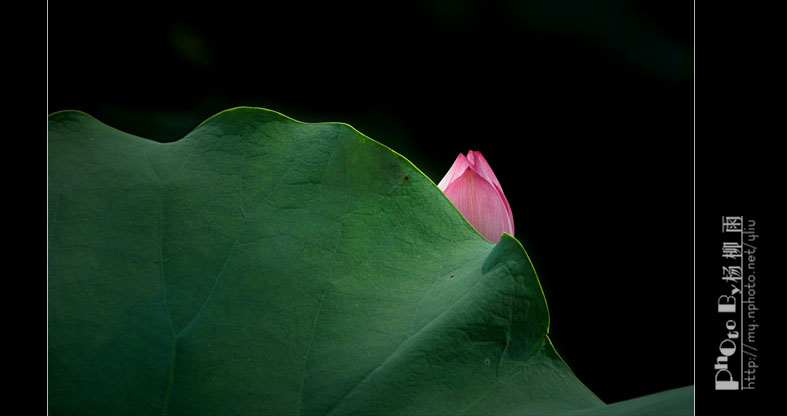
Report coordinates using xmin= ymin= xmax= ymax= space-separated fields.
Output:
xmin=49 ymin=107 xmax=605 ymax=415
xmin=556 ymin=386 xmax=693 ymax=416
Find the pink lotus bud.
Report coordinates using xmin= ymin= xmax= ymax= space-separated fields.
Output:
xmin=437 ymin=151 xmax=514 ymax=243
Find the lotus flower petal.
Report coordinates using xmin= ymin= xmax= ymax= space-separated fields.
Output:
xmin=438 ymin=151 xmax=514 ymax=243
xmin=468 ymin=151 xmax=514 ymax=236
xmin=466 ymin=151 xmax=502 ymax=190
xmin=437 ymin=152 xmax=471 ymax=191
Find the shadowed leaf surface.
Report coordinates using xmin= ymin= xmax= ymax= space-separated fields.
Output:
xmin=556 ymin=386 xmax=694 ymax=416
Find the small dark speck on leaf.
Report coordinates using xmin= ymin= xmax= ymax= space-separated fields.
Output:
xmin=404 ymin=175 xmax=408 ymax=181
xmin=449 ymin=275 xmax=454 ymax=279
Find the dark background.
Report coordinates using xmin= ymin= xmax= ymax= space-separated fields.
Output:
xmin=48 ymin=0 xmax=694 ymax=404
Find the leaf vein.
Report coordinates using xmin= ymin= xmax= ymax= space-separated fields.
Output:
xmin=296 ymin=223 xmax=343 ymax=416
xmin=324 ymin=264 xmax=491 ymax=416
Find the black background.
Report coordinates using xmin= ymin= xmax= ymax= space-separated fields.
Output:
xmin=693 ymin=49 xmax=779 ymax=411
xmin=48 ymin=0 xmax=696 ymax=405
